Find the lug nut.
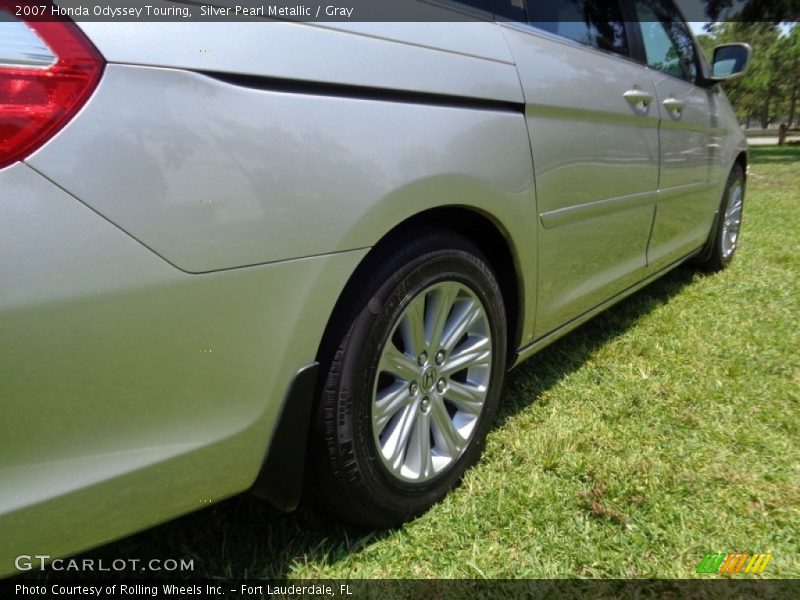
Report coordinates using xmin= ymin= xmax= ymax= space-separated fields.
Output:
xmin=435 ymin=350 xmax=445 ymax=365
xmin=436 ymin=379 xmax=446 ymax=393
xmin=417 ymin=352 xmax=428 ymax=366
xmin=420 ymin=396 xmax=431 ymax=413
xmin=409 ymin=382 xmax=419 ymax=396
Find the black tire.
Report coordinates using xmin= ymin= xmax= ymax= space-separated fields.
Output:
xmin=696 ymin=164 xmax=745 ymax=272
xmin=307 ymin=229 xmax=507 ymax=528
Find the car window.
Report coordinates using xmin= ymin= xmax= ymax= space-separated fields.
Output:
xmin=634 ymin=0 xmax=698 ymax=82
xmin=450 ymin=0 xmax=492 ymax=13
xmin=450 ymin=0 xmax=525 ymax=20
xmin=493 ymin=0 xmax=526 ymax=20
xmin=528 ymin=0 xmax=629 ymax=56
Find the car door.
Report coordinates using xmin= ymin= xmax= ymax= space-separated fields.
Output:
xmin=632 ymin=0 xmax=718 ymax=271
xmin=500 ymin=0 xmax=660 ymax=338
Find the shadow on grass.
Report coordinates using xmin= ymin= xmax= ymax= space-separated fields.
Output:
xmin=749 ymin=145 xmax=800 ymax=164
xmin=26 ymin=267 xmax=703 ymax=581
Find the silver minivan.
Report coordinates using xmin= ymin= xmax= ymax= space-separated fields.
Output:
xmin=0 ymin=0 xmax=750 ymax=573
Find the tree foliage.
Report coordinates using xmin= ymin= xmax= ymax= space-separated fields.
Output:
xmin=702 ymin=0 xmax=800 ymax=23
xmin=697 ymin=23 xmax=799 ymax=127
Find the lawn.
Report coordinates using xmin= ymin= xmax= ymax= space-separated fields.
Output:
xmin=44 ymin=145 xmax=800 ymax=579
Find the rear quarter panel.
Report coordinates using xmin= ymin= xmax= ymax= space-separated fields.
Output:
xmin=28 ymin=21 xmax=536 ymax=287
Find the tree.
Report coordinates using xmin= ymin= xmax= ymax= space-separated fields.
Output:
xmin=702 ymin=0 xmax=800 ymax=23
xmin=697 ymin=22 xmax=800 ymax=128
xmin=778 ymin=25 xmax=800 ymax=124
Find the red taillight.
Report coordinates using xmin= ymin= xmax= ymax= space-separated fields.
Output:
xmin=0 ymin=6 xmax=104 ymax=169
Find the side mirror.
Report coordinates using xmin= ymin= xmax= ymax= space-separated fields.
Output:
xmin=710 ymin=43 xmax=752 ymax=82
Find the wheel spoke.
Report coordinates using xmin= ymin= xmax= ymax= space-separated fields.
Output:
xmin=378 ymin=343 xmax=418 ymax=382
xmin=405 ymin=411 xmax=433 ymax=479
xmin=373 ymin=382 xmax=412 ymax=436
xmin=398 ymin=295 xmax=426 ymax=358
xmin=441 ymin=336 xmax=491 ymax=378
xmin=425 ymin=284 xmax=459 ymax=352
xmin=382 ymin=402 xmax=417 ymax=467
xmin=440 ymin=300 xmax=483 ymax=352
xmin=445 ymin=380 xmax=486 ymax=415
xmin=430 ymin=396 xmax=463 ymax=458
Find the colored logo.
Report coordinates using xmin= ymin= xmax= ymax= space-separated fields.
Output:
xmin=696 ymin=553 xmax=773 ymax=574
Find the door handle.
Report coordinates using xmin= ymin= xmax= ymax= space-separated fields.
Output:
xmin=623 ymin=89 xmax=653 ymax=114
xmin=663 ymin=97 xmax=685 ymax=118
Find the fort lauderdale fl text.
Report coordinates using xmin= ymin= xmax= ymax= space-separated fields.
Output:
xmin=45 ymin=4 xmax=356 ymax=18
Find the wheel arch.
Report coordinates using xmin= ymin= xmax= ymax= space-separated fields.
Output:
xmin=735 ymin=150 xmax=748 ymax=184
xmin=315 ymin=206 xmax=525 ymax=373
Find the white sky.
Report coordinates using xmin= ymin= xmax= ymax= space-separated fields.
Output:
xmin=689 ymin=22 xmax=706 ymax=35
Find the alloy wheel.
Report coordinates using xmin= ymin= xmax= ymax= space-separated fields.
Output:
xmin=371 ymin=281 xmax=492 ymax=483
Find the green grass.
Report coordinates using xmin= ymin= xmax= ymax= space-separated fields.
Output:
xmin=53 ymin=146 xmax=800 ymax=579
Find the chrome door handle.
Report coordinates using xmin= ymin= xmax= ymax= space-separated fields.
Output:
xmin=623 ymin=89 xmax=653 ymax=114
xmin=663 ymin=97 xmax=685 ymax=117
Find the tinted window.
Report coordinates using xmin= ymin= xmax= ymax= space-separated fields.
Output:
xmin=451 ymin=0 xmax=526 ymax=20
xmin=451 ymin=0 xmax=492 ymax=12
xmin=635 ymin=0 xmax=698 ymax=82
xmin=493 ymin=0 xmax=526 ymax=20
xmin=529 ymin=0 xmax=629 ymax=56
